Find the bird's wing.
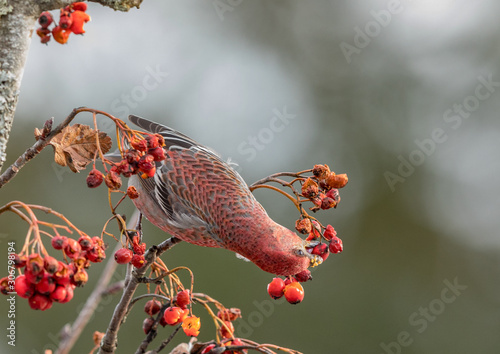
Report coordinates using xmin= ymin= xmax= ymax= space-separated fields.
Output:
xmin=128 ymin=115 xmax=260 ymax=247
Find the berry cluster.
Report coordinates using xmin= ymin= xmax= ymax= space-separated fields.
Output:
xmin=114 ymin=235 xmax=146 ymax=268
xmin=0 ymin=235 xmax=105 ymax=311
xmin=36 ymin=3 xmax=91 ymax=44
xmin=302 ymin=164 xmax=347 ymax=212
xmin=267 ymin=276 xmax=306 ymax=305
xmin=142 ymin=290 xmax=201 ymax=337
xmin=86 ymin=133 xmax=166 ymax=192
xmin=252 ymin=164 xmax=347 ymax=305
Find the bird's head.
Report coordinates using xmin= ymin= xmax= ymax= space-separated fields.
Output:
xmin=246 ymin=223 xmax=323 ymax=276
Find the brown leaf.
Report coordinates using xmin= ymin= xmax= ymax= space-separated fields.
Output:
xmin=49 ymin=124 xmax=112 ymax=173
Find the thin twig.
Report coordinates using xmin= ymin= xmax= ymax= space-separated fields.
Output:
xmin=0 ymin=108 xmax=83 ymax=188
xmin=150 ymin=324 xmax=182 ymax=354
xmin=98 ymin=236 xmax=182 ymax=354
xmin=55 ymin=210 xmax=141 ymax=354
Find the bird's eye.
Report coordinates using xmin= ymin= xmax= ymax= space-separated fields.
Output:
xmin=294 ymin=248 xmax=305 ymax=257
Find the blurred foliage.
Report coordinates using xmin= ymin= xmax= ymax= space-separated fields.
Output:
xmin=1 ymin=1 xmax=499 ymax=353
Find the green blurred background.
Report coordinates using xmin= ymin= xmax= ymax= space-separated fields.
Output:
xmin=1 ymin=1 xmax=499 ymax=353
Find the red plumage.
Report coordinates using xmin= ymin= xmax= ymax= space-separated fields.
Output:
xmin=128 ymin=115 xmax=320 ymax=276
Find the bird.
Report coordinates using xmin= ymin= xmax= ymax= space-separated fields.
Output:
xmin=127 ymin=115 xmax=322 ymax=276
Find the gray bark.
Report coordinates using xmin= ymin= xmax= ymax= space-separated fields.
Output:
xmin=0 ymin=0 xmax=142 ymax=172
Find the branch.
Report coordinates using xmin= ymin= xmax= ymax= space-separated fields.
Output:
xmin=98 ymin=236 xmax=182 ymax=354
xmin=54 ymin=209 xmax=140 ymax=354
xmin=0 ymin=107 xmax=83 ymax=188
xmin=0 ymin=1 xmax=142 ymax=172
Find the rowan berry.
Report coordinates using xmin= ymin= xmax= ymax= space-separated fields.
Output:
xmin=284 ymin=282 xmax=304 ymax=304
xmin=143 ymin=317 xmax=155 ymax=335
xmin=86 ymin=169 xmax=103 ymax=188
xmin=144 ymin=299 xmax=162 ymax=316
xmin=175 ymin=289 xmax=190 ymax=309
xmin=182 ymin=315 xmax=201 ymax=336
xmin=329 ymin=236 xmax=343 ymax=254
xmin=52 ymin=235 xmax=68 ymax=250
xmin=114 ymin=248 xmax=133 ymax=264
xmin=15 ymin=275 xmax=35 ymax=298
xmin=29 ymin=293 xmax=53 ymax=311
xmin=267 ymin=277 xmax=285 ymax=299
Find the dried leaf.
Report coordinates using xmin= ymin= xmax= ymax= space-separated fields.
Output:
xmin=48 ymin=124 xmax=112 ymax=173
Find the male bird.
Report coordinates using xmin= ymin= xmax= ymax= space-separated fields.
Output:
xmin=128 ymin=115 xmax=321 ymax=276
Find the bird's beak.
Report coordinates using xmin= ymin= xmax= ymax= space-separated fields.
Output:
xmin=309 ymin=254 xmax=323 ymax=268
xmin=301 ymin=240 xmax=323 ymax=267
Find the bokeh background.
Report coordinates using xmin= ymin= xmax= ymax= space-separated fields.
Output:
xmin=1 ymin=0 xmax=500 ymax=353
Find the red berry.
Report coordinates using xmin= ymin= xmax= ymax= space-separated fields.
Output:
xmin=78 ymin=235 xmax=94 ymax=250
xmin=59 ymin=10 xmax=72 ymax=29
xmin=284 ymin=277 xmax=298 ymax=286
xmin=64 ymin=238 xmax=81 ymax=259
xmin=36 ymin=273 xmax=56 ymax=295
xmin=50 ymin=285 xmax=68 ymax=302
xmin=132 ymin=240 xmax=146 ymax=255
xmin=114 ymin=248 xmax=133 ymax=264
xmin=59 ymin=285 xmax=74 ymax=304
xmin=284 ymin=282 xmax=304 ymax=305
xmin=329 ymin=236 xmax=343 ymax=254
xmin=13 ymin=254 xmax=27 ymax=268
xmin=52 ymin=25 xmax=70 ymax=44
xmin=323 ymin=225 xmax=337 ymax=241
xmin=301 ymin=177 xmax=319 ymax=198
xmin=24 ymin=269 xmax=44 ymax=284
xmin=217 ymin=308 xmax=241 ymax=321
xmin=29 ymin=293 xmax=53 ymax=311
xmin=53 ymin=262 xmax=72 ymax=286
xmin=104 ymin=170 xmax=122 ymax=190
xmin=125 ymin=149 xmax=142 ymax=164
xmin=72 ymin=2 xmax=88 ymax=12
xmin=320 ymin=196 xmax=336 ymax=210
xmin=267 ymin=277 xmax=285 ymax=300
xmin=15 ymin=275 xmax=35 ymax=298
xmin=294 ymin=269 xmax=312 ymax=283
xmin=141 ymin=166 xmax=156 ymax=178
xmin=144 ymin=299 xmax=162 ymax=316
xmin=220 ymin=320 xmax=234 ymax=339
xmin=201 ymin=344 xmax=216 ymax=354
xmin=27 ymin=253 xmax=44 ymax=275
xmin=0 ymin=277 xmax=9 ymax=295
xmin=326 ymin=173 xmax=348 ymax=189
xmin=145 ymin=134 xmax=159 ymax=149
xmin=176 ymin=290 xmax=190 ymax=309
xmin=143 ymin=317 xmax=155 ymax=335
xmin=52 ymin=235 xmax=68 ymax=250
xmin=131 ymin=136 xmax=148 ymax=151
xmin=148 ymin=147 xmax=166 ymax=161
xmin=86 ymin=169 xmax=104 ymax=188
xmin=295 ymin=218 xmax=312 ymax=234
xmin=43 ymin=255 xmax=59 ymax=274
xmin=311 ymin=243 xmax=329 ymax=262
xmin=131 ymin=254 xmax=145 ymax=268
xmin=326 ymin=188 xmax=340 ymax=202
xmin=138 ymin=154 xmax=155 ymax=173
xmin=71 ymin=268 xmax=88 ymax=287
xmin=38 ymin=11 xmax=53 ymax=28
xmin=126 ymin=186 xmax=139 ymax=199
xmin=163 ymin=306 xmax=187 ymax=326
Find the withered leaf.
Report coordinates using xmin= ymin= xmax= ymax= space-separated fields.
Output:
xmin=48 ymin=124 xmax=112 ymax=173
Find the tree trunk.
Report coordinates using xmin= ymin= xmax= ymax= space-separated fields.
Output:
xmin=0 ymin=1 xmax=38 ymax=171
